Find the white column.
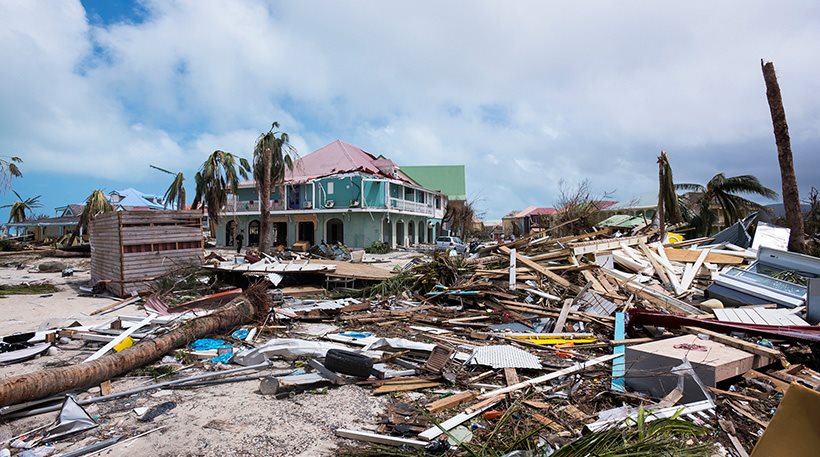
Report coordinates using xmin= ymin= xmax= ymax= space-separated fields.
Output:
xmin=390 ymin=217 xmax=397 ymax=249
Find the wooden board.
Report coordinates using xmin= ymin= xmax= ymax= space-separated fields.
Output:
xmin=713 ymin=308 xmax=809 ymax=326
xmin=664 ymin=248 xmax=744 ymax=265
xmin=425 ymin=391 xmax=477 ymax=413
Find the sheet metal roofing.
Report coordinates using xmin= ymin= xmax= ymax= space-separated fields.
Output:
xmin=239 ymin=139 xmax=419 ymax=187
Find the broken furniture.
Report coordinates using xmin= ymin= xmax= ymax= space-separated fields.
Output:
xmin=624 ymin=334 xmax=771 ymax=402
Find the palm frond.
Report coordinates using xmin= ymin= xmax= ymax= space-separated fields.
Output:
xmin=719 ymin=175 xmax=778 ymax=199
xmin=675 ymin=183 xmax=705 ymax=192
xmin=78 ymin=190 xmax=113 ymax=231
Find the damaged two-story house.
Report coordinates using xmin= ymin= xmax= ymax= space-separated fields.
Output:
xmin=217 ymin=140 xmax=449 ymax=249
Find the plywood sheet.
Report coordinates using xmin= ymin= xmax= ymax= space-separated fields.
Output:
xmin=664 ymin=248 xmax=744 ymax=265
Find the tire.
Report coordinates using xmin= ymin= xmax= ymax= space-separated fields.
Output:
xmin=324 ymin=349 xmax=373 ymax=378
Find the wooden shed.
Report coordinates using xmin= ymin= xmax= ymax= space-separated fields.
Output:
xmin=90 ymin=211 xmax=204 ymax=297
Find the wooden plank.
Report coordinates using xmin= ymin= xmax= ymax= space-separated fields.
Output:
xmin=418 ymin=396 xmax=504 ymax=440
xmin=373 ymin=381 xmax=441 ymax=394
xmin=89 ymin=295 xmax=141 ymax=316
xmin=664 ymin=248 xmax=744 ymax=265
xmin=680 ymin=249 xmax=709 ymax=290
xmin=532 ymin=413 xmax=565 ymax=432
xmin=425 ymin=391 xmax=477 ymax=413
xmin=503 ymin=368 xmax=519 ymax=386
xmin=743 ymin=370 xmax=790 ymax=393
xmin=680 ymin=326 xmax=780 ymax=361
xmin=336 ymin=429 xmax=427 ymax=449
xmin=478 ymin=353 xmax=621 ymax=400
xmin=639 ymin=242 xmax=670 ymax=286
xmin=84 ymin=313 xmax=157 ymax=362
xmin=498 ymin=246 xmax=579 ymax=292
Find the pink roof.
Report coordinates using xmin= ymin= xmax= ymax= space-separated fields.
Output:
xmin=514 ymin=206 xmax=557 ymax=218
xmin=239 ymin=140 xmax=418 ymax=187
xmin=240 ymin=140 xmax=417 ymax=186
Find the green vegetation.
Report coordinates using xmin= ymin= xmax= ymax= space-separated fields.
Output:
xmin=677 ymin=173 xmax=777 ymax=236
xmin=553 ymin=406 xmax=713 ymax=457
xmin=1 ymin=191 xmax=42 ymax=223
xmin=0 ymin=283 xmax=58 ymax=296
xmin=192 ymin=150 xmax=251 ymax=237
xmin=364 ymin=240 xmax=390 ymax=254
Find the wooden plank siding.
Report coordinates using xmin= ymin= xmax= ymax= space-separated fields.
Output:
xmin=91 ymin=210 xmax=204 ymax=297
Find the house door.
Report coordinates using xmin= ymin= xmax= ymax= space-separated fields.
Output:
xmin=225 ymin=220 xmax=236 ymax=246
xmin=248 ymin=220 xmax=260 ymax=246
xmin=273 ymin=222 xmax=287 ymax=247
xmin=327 ymin=218 xmax=344 ymax=245
xmin=298 ymin=221 xmax=315 ymax=245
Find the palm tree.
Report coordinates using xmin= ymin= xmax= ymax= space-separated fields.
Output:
xmin=191 ymin=150 xmax=251 ymax=238
xmin=253 ymin=122 xmax=296 ymax=253
xmin=762 ymin=60 xmax=806 ymax=252
xmin=676 ymin=174 xmax=778 ymax=236
xmin=2 ymin=191 xmax=41 ymax=223
xmin=78 ymin=190 xmax=114 ymax=233
xmin=0 ymin=156 xmax=22 ymax=194
xmin=151 ymin=165 xmax=186 ymax=210
xmin=656 ymin=151 xmax=686 ymax=240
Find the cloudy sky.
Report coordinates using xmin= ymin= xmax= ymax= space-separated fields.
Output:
xmin=1 ymin=0 xmax=818 ymax=220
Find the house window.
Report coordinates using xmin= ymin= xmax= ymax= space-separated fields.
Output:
xmin=327 ymin=182 xmax=334 ymax=194
xmin=435 ymin=197 xmax=441 ymax=209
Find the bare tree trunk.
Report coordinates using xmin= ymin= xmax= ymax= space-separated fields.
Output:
xmin=179 ymin=187 xmax=186 ymax=211
xmin=258 ymin=147 xmax=273 ymax=254
xmin=0 ymin=296 xmax=266 ymax=407
xmin=657 ymin=152 xmax=666 ymax=241
xmin=762 ymin=60 xmax=806 ymax=252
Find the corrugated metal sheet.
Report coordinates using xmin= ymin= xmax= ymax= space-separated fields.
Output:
xmin=468 ymin=345 xmax=542 ymax=369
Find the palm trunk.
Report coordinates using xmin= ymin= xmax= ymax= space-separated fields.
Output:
xmin=762 ymin=60 xmax=806 ymax=252
xmin=179 ymin=187 xmax=186 ymax=211
xmin=259 ymin=148 xmax=272 ymax=254
xmin=0 ymin=296 xmax=265 ymax=407
xmin=657 ymin=152 xmax=666 ymax=241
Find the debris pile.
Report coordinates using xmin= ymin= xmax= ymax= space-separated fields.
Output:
xmin=0 ymin=227 xmax=818 ymax=456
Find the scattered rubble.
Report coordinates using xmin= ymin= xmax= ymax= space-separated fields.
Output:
xmin=0 ymin=222 xmax=818 ymax=457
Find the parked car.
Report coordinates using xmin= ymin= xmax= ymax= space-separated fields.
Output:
xmin=435 ymin=236 xmax=467 ymax=253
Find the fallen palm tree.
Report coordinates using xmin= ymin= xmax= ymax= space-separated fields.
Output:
xmin=0 ymin=289 xmax=269 ymax=408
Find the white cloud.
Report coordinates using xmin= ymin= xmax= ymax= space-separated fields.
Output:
xmin=1 ymin=0 xmax=819 ymax=217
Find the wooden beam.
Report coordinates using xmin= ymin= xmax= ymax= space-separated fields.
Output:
xmin=680 ymin=249 xmax=709 ymax=290
xmin=503 ymin=368 xmax=520 ymax=386
xmin=498 ymin=246 xmax=579 ymax=292
xmin=680 ymin=326 xmax=780 ymax=362
xmin=336 ymin=429 xmax=427 ymax=449
xmin=373 ymin=381 xmax=441 ymax=394
xmin=477 ymin=353 xmax=621 ymax=400
xmin=425 ymin=391 xmax=477 ymax=413
xmin=84 ymin=313 xmax=157 ymax=363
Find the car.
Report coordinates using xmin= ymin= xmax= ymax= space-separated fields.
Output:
xmin=435 ymin=236 xmax=467 ymax=253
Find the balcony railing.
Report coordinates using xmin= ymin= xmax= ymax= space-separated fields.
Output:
xmin=389 ymin=198 xmax=435 ymax=215
xmin=224 ymin=199 xmax=286 ymax=213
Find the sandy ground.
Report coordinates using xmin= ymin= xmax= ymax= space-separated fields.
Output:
xmin=0 ymin=251 xmax=393 ymax=456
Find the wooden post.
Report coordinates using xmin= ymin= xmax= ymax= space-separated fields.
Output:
xmin=761 ymin=60 xmax=805 ymax=252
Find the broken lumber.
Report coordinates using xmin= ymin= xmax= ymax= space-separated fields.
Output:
xmin=680 ymin=326 xmax=781 ymax=362
xmin=336 ymin=429 xmax=427 ymax=449
xmin=426 ymin=391 xmax=477 ymax=413
xmin=477 ymin=353 xmax=622 ymax=400
xmin=0 ymin=295 xmax=266 ymax=407
xmin=498 ymin=246 xmax=579 ymax=292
